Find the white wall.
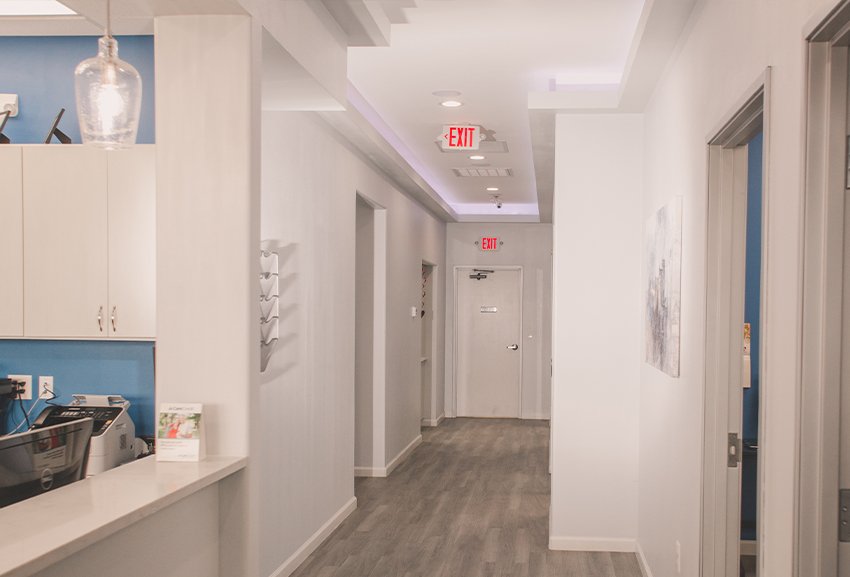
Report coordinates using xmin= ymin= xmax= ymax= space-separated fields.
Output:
xmin=636 ymin=1 xmax=838 ymax=576
xmin=260 ymin=110 xmax=445 ymax=576
xmin=550 ymin=114 xmax=643 ymax=551
xmin=445 ymin=223 xmax=552 ymax=419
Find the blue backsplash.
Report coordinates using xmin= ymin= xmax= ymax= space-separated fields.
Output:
xmin=0 ymin=340 xmax=155 ymax=437
xmin=0 ymin=35 xmax=155 ymax=144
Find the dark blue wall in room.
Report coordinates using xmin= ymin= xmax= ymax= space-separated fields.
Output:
xmin=744 ymin=132 xmax=762 ymax=441
xmin=0 ymin=35 xmax=155 ymax=144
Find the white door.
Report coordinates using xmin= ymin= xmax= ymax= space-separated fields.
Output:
xmin=455 ymin=267 xmax=521 ymax=417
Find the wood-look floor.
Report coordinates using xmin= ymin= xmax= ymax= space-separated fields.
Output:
xmin=289 ymin=418 xmax=642 ymax=577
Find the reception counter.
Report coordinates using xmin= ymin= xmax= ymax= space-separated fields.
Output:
xmin=0 ymin=455 xmax=247 ymax=577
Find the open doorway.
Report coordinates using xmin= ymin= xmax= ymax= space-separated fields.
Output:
xmin=701 ymin=74 xmax=769 ymax=577
xmin=420 ymin=262 xmax=439 ymax=427
xmin=799 ymin=4 xmax=850 ymax=574
xmin=354 ymin=193 xmax=387 ymax=477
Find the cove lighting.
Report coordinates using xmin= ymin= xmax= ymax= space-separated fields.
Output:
xmin=74 ymin=0 xmax=141 ymax=148
xmin=0 ymin=0 xmax=75 ymax=15
xmin=440 ymin=100 xmax=463 ymax=108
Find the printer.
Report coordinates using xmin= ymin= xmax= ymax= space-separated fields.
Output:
xmin=31 ymin=394 xmax=136 ymax=475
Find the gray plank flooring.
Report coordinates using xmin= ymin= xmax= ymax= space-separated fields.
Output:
xmin=290 ymin=418 xmax=642 ymax=577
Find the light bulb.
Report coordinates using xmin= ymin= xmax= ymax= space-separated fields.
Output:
xmin=75 ymin=36 xmax=141 ymax=148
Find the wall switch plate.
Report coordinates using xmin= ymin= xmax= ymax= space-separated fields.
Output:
xmin=8 ymin=374 xmax=32 ymax=400
xmin=38 ymin=376 xmax=53 ymax=399
xmin=0 ymin=94 xmax=19 ymax=117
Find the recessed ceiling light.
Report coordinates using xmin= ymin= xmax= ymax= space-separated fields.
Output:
xmin=469 ymin=155 xmax=485 ymax=160
xmin=440 ymin=100 xmax=463 ymax=108
xmin=486 ymin=187 xmax=499 ymax=192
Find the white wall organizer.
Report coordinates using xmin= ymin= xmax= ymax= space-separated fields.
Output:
xmin=259 ymin=248 xmax=279 ymax=373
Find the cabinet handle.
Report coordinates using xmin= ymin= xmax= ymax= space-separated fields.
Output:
xmin=111 ymin=306 xmax=117 ymax=332
xmin=97 ymin=306 xmax=104 ymax=332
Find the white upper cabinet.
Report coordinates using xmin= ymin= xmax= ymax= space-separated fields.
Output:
xmin=0 ymin=147 xmax=23 ymax=337
xmin=20 ymin=145 xmax=155 ymax=340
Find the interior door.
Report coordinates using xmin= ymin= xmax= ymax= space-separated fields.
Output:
xmin=455 ymin=267 xmax=521 ymax=417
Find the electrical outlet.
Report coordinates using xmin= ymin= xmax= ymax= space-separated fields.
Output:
xmin=8 ymin=374 xmax=32 ymax=400
xmin=675 ymin=540 xmax=682 ymax=574
xmin=38 ymin=376 xmax=54 ymax=399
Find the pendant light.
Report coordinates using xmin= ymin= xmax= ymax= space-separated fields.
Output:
xmin=74 ymin=0 xmax=142 ymax=148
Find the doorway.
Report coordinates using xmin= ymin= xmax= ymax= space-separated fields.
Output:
xmin=701 ymin=74 xmax=769 ymax=577
xmin=799 ymin=5 xmax=850 ymax=574
xmin=354 ymin=193 xmax=387 ymax=477
xmin=420 ymin=262 xmax=437 ymax=426
xmin=454 ymin=266 xmax=522 ymax=417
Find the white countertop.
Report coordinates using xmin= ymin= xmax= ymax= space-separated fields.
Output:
xmin=0 ymin=455 xmax=247 ymax=577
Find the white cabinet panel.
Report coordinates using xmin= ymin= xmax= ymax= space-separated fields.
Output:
xmin=0 ymin=147 xmax=23 ymax=336
xmin=107 ymin=146 xmax=156 ymax=338
xmin=23 ymin=147 xmax=108 ymax=338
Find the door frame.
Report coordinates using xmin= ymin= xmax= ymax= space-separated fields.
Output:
xmin=452 ymin=265 xmax=524 ymax=418
xmin=701 ymin=69 xmax=771 ymax=577
xmin=798 ymin=5 xmax=850 ymax=574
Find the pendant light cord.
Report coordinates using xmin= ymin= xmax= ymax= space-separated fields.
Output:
xmin=105 ymin=0 xmax=112 ymax=38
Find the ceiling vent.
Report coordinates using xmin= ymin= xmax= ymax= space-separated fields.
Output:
xmin=452 ymin=167 xmax=514 ymax=178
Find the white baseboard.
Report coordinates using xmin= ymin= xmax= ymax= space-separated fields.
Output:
xmin=270 ymin=496 xmax=357 ymax=577
xmin=548 ymin=536 xmax=636 ymax=553
xmin=354 ymin=434 xmax=423 ymax=478
xmin=421 ymin=413 xmax=445 ymax=427
xmin=636 ymin=541 xmax=654 ymax=577
xmin=521 ymin=413 xmax=550 ymax=420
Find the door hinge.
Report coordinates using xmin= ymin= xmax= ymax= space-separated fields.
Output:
xmin=727 ymin=433 xmax=742 ymax=468
xmin=840 ymin=489 xmax=850 ymax=542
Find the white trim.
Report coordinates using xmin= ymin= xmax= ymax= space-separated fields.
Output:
xmin=521 ymin=412 xmax=550 ymax=420
xmin=421 ymin=413 xmax=445 ymax=427
xmin=548 ymin=537 xmax=636 ymax=553
xmin=269 ymin=496 xmax=357 ymax=577
xmin=636 ymin=542 xmax=655 ymax=577
xmin=355 ymin=434 xmax=422 ymax=478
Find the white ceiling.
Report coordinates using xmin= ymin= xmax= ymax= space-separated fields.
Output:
xmin=2 ymin=0 xmax=696 ymax=223
xmin=346 ymin=0 xmax=646 ymax=222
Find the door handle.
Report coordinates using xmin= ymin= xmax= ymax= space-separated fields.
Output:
xmin=507 ymin=344 xmax=519 ymax=351
xmin=97 ymin=306 xmax=104 ymax=333
xmin=111 ymin=306 xmax=117 ymax=333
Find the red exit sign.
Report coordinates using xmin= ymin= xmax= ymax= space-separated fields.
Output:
xmin=440 ymin=125 xmax=481 ymax=150
xmin=480 ymin=237 xmax=500 ymax=251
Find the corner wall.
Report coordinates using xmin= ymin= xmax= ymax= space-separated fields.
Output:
xmin=445 ymin=223 xmax=552 ymax=419
xmin=550 ymin=113 xmax=642 ymax=551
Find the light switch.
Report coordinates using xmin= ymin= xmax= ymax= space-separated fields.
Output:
xmin=411 ymin=306 xmax=417 ymax=318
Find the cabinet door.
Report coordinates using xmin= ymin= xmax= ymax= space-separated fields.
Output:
xmin=107 ymin=146 xmax=156 ymax=339
xmin=0 ymin=147 xmax=23 ymax=336
xmin=23 ymin=147 xmax=108 ymax=338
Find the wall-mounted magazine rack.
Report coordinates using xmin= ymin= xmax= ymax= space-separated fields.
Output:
xmin=260 ymin=249 xmax=279 ymax=372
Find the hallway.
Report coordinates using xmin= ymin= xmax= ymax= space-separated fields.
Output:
xmin=290 ymin=419 xmax=641 ymax=577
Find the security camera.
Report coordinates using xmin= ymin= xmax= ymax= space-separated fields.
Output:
xmin=496 ymin=201 xmax=503 ymax=209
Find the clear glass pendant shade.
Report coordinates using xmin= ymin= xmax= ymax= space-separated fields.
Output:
xmin=74 ymin=36 xmax=142 ymax=148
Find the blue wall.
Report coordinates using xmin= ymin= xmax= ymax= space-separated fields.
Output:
xmin=740 ymin=131 xmax=763 ymax=541
xmin=0 ymin=36 xmax=155 ymax=144
xmin=0 ymin=341 xmax=155 ymax=437
xmin=744 ymin=132 xmax=762 ymax=441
